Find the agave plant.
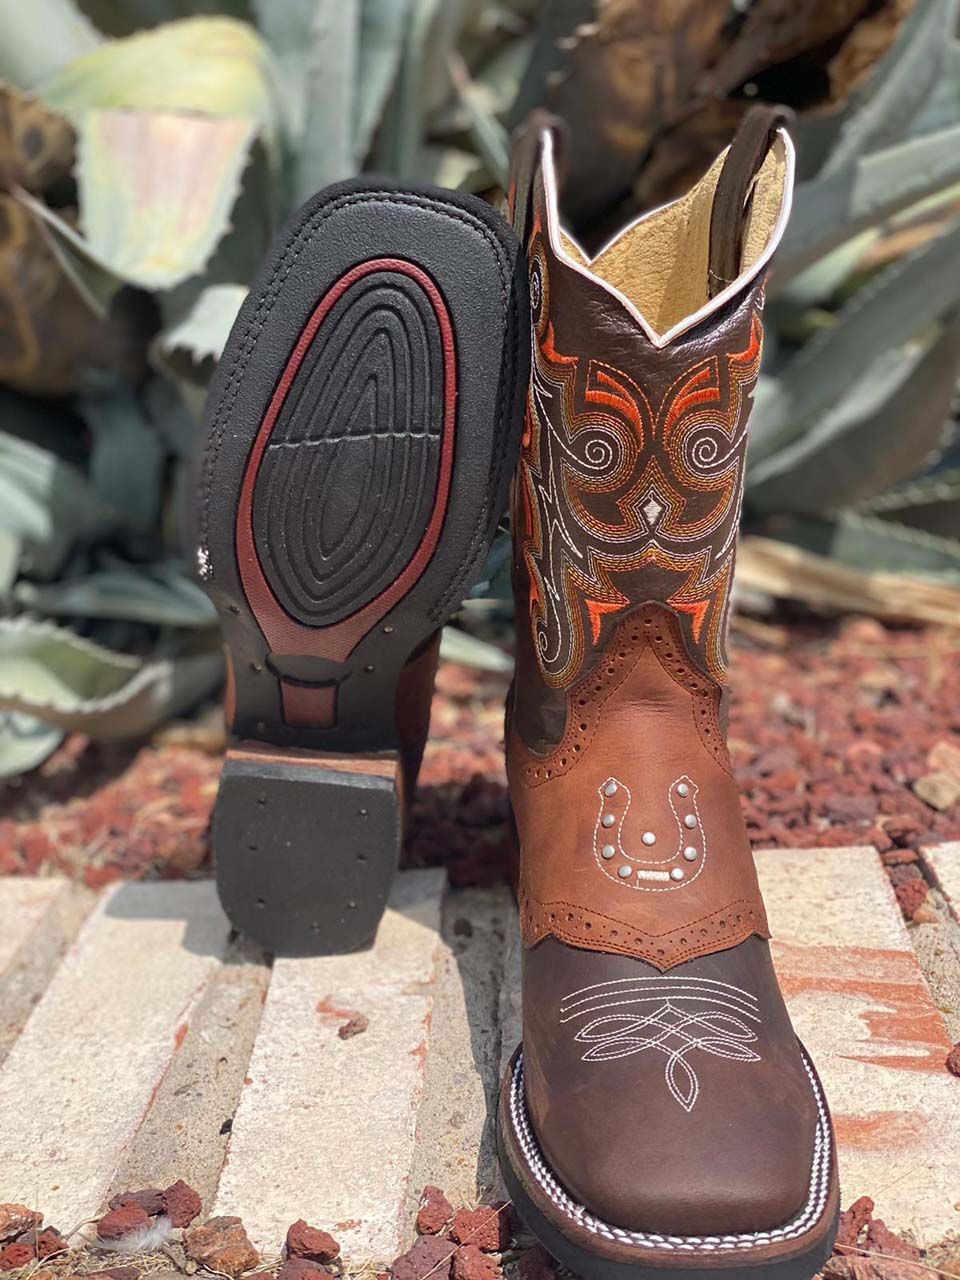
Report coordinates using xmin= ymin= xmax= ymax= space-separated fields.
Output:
xmin=739 ymin=0 xmax=960 ymax=623
xmin=0 ymin=0 xmax=956 ymax=779
xmin=0 ymin=0 xmax=536 ymax=775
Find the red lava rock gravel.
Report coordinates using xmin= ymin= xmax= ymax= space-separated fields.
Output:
xmin=96 ymin=1205 xmax=151 ymax=1241
xmin=390 ymin=1234 xmax=458 ymax=1280
xmin=15 ymin=1227 xmax=63 ymax=1259
xmin=946 ymin=1042 xmax=960 ymax=1076
xmin=108 ymin=1190 xmax=166 ymax=1217
xmin=285 ymin=1220 xmax=341 ymax=1263
xmin=416 ymin=1186 xmax=453 ymax=1236
xmin=449 ymin=1206 xmax=510 ymax=1253
xmin=0 ymin=1205 xmax=42 ymax=1244
xmin=161 ymin=1179 xmax=202 ymax=1228
xmin=826 ymin=1195 xmax=923 ymax=1280
xmin=278 ymin=1259 xmax=331 ymax=1280
xmin=337 ymin=1013 xmax=369 ymax=1040
xmin=184 ymin=1216 xmax=260 ymax=1278
xmin=0 ymin=1243 xmax=35 ymax=1271
xmin=451 ymin=1244 xmax=502 ymax=1280
xmin=1 ymin=620 xmax=957 ymax=905
xmin=518 ymin=1245 xmax=557 ymax=1280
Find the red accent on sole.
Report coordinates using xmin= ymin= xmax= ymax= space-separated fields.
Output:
xmin=233 ymin=257 xmax=458 ymax=726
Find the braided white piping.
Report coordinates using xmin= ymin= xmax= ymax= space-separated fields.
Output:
xmin=507 ymin=1049 xmax=832 ymax=1254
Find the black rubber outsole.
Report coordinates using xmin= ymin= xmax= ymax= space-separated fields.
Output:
xmin=497 ymin=1083 xmax=838 ymax=1280
xmin=194 ymin=178 xmax=529 ymax=955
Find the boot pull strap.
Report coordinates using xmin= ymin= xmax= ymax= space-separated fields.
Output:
xmin=508 ymin=109 xmax=568 ymax=247
xmin=708 ymin=104 xmax=792 ymax=299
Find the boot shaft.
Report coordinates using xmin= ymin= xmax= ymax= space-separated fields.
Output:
xmin=506 ymin=112 xmax=794 ymax=970
xmin=509 ymin=113 xmax=793 ymax=733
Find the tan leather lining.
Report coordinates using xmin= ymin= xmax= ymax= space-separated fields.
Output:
xmin=566 ymin=135 xmax=788 ymax=335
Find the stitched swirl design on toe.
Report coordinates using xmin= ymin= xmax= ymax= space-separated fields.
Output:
xmin=559 ymin=975 xmax=760 ymax=1111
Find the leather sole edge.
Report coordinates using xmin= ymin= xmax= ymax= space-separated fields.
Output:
xmin=497 ymin=1044 xmax=839 ymax=1279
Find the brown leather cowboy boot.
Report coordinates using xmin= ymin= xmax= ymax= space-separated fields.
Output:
xmin=497 ymin=110 xmax=839 ymax=1280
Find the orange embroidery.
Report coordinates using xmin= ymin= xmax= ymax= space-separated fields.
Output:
xmin=519 ymin=249 xmax=762 ymax=688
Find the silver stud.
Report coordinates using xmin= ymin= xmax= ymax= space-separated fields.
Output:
xmin=677 ymin=782 xmax=690 ymax=798
xmin=683 ymin=846 xmax=698 ymax=861
xmin=670 ymin=867 xmax=685 ymax=882
xmin=684 ymin=814 xmax=698 ymax=829
xmin=602 ymin=813 xmax=615 ymax=828
xmin=642 ymin=831 xmax=656 ymax=846
xmin=604 ymin=781 xmax=618 ymax=797
xmin=601 ymin=844 xmax=616 ymax=859
xmin=618 ymin=865 xmax=632 ymax=879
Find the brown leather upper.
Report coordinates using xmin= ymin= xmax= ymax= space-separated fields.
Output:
xmin=506 ymin=115 xmax=781 ymax=971
xmin=511 ymin=606 xmax=768 ymax=970
xmin=501 ymin=115 xmax=838 ymax=1252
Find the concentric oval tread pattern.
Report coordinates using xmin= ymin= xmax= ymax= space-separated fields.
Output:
xmin=251 ymin=267 xmax=447 ymax=628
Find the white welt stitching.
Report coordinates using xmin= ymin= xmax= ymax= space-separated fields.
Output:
xmin=507 ymin=1048 xmax=831 ymax=1253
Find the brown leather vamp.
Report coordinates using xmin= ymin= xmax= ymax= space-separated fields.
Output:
xmin=508 ymin=606 xmax=769 ymax=970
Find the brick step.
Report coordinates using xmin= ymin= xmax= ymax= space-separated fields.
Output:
xmin=0 ymin=848 xmax=957 ymax=1257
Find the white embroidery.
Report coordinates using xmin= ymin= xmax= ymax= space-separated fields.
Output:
xmin=594 ymin=775 xmax=705 ymax=892
xmin=559 ymin=976 xmax=761 ymax=1112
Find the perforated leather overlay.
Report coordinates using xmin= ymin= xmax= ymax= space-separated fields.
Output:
xmin=519 ymin=606 xmax=731 ymax=787
xmin=519 ymin=892 xmax=769 ymax=970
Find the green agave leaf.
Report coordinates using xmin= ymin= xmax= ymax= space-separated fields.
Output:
xmin=748 ymin=313 xmax=960 ymax=514
xmin=0 ymin=418 xmax=108 ymax=581
xmin=751 ymin=217 xmax=960 ymax=462
xmin=0 ymin=531 xmax=20 ymax=596
xmin=38 ymin=16 xmax=281 ymax=142
xmin=757 ymin=511 xmax=960 ymax=581
xmin=76 ymin=382 xmax=165 ymax=530
xmin=0 ymin=619 xmax=223 ymax=740
xmin=863 ymin=466 xmax=960 ymax=513
xmin=375 ymin=0 xmax=470 ymax=174
xmin=355 ymin=0 xmax=411 ymax=162
xmin=143 ymin=376 xmax=202 ymax=459
xmin=821 ymin=0 xmax=959 ymax=176
xmin=154 ymin=283 xmax=247 ymax=381
xmin=774 ymin=231 xmax=878 ymax=311
xmin=860 ymin=467 xmax=960 ymax=538
xmin=0 ymin=713 xmax=64 ymax=780
xmin=12 ymin=187 xmax=122 ymax=317
xmin=447 ymin=51 xmax=509 ymax=186
xmin=440 ymin=625 xmax=513 ymax=673
xmin=295 ymin=0 xmax=360 ymax=202
xmin=76 ymin=109 xmax=258 ymax=290
xmin=414 ymin=145 xmax=487 ymax=193
xmin=0 ymin=0 xmax=100 ymax=90
xmin=776 ymin=124 xmax=960 ymax=286
xmin=473 ymin=34 xmax=535 ymax=117
xmin=254 ymin=0 xmax=360 ymax=195
xmin=251 ymin=0 xmax=316 ymax=139
xmin=14 ymin=559 xmax=215 ymax=627
xmin=431 ymin=35 xmax=534 ymax=136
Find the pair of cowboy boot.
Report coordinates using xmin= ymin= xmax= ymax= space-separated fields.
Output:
xmin=195 ymin=108 xmax=839 ymax=1280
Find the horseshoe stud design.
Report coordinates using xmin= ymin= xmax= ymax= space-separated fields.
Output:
xmin=594 ymin=775 xmax=706 ymax=892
